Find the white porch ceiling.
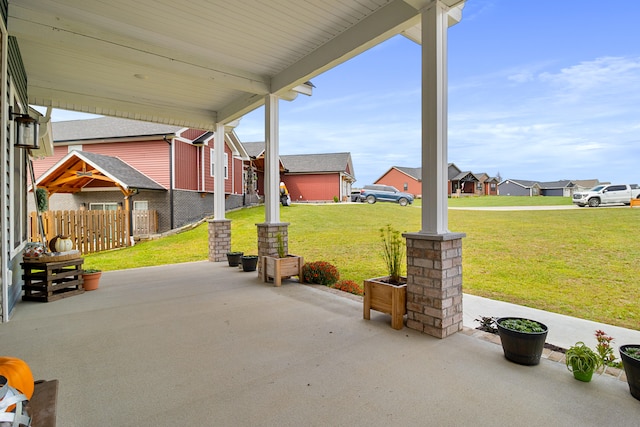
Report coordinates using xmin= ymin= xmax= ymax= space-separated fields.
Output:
xmin=8 ymin=0 xmax=464 ymax=131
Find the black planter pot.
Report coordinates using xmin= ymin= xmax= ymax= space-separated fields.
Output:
xmin=620 ymin=345 xmax=640 ymax=401
xmin=496 ymin=317 xmax=548 ymax=366
xmin=226 ymin=252 xmax=243 ymax=267
xmin=241 ymin=255 xmax=259 ymax=272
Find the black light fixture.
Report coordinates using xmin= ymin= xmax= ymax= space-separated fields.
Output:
xmin=10 ymin=107 xmax=39 ymax=149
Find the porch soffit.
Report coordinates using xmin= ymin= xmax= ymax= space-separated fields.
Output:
xmin=7 ymin=0 xmax=464 ymax=130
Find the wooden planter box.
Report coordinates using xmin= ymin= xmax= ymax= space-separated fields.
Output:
xmin=261 ymin=255 xmax=304 ymax=287
xmin=363 ymin=276 xmax=407 ymax=330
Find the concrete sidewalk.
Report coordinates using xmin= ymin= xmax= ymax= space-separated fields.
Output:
xmin=2 ymin=261 xmax=639 ymax=426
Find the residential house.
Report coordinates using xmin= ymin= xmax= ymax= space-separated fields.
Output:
xmin=373 ymin=166 xmax=422 ymax=197
xmin=31 ymin=117 xmax=249 ymax=234
xmin=243 ymin=142 xmax=356 ymax=202
xmin=538 ymin=180 xmax=575 ymax=197
xmin=572 ymin=179 xmax=604 ymax=193
xmin=280 ymin=153 xmax=355 ymax=202
xmin=497 ymin=179 xmax=542 ymax=196
xmin=375 ymin=163 xmax=498 ymax=197
xmin=498 ymin=179 xmax=605 ymax=197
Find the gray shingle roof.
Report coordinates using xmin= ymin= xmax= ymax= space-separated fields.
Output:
xmin=52 ymin=117 xmax=183 ymax=142
xmin=395 ymin=166 xmax=421 ymax=181
xmin=280 ymin=152 xmax=353 ymax=175
xmin=73 ymin=151 xmax=165 ymax=190
xmin=242 ymin=142 xmax=266 ymax=158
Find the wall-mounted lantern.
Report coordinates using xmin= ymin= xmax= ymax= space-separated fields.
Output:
xmin=10 ymin=107 xmax=39 ymax=149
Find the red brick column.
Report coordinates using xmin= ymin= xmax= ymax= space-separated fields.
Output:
xmin=404 ymin=232 xmax=465 ymax=338
xmin=208 ymin=219 xmax=231 ymax=262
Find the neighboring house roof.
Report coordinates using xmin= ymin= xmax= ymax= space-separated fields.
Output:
xmin=52 ymin=117 xmax=183 ymax=142
xmin=572 ymin=179 xmax=601 ymax=188
xmin=394 ymin=166 xmax=421 ymax=181
xmin=539 ymin=180 xmax=574 ymax=189
xmin=498 ymin=179 xmax=540 ymax=188
xmin=447 ymin=163 xmax=461 ymax=180
xmin=36 ymin=150 xmax=166 ymax=194
xmin=242 ymin=142 xmax=266 ymax=158
xmin=452 ymin=171 xmax=479 ymax=182
xmin=281 ymin=152 xmax=354 ymax=178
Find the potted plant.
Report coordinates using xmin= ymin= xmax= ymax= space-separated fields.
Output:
xmin=240 ymin=255 xmax=259 ymax=272
xmin=261 ymin=233 xmax=303 ymax=286
xmin=363 ymin=224 xmax=407 ymax=330
xmin=620 ymin=345 xmax=640 ymax=401
xmin=82 ymin=268 xmax=102 ymax=291
xmin=496 ymin=317 xmax=548 ymax=365
xmin=565 ymin=341 xmax=602 ymax=382
xmin=226 ymin=251 xmax=243 ymax=267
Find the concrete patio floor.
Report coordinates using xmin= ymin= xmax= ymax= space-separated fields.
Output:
xmin=2 ymin=261 xmax=639 ymax=426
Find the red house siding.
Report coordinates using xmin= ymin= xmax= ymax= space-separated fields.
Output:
xmin=174 ymin=141 xmax=200 ymax=190
xmin=283 ymin=174 xmax=340 ymax=202
xmin=33 ymin=140 xmax=171 ymax=188
xmin=202 ymin=144 xmax=235 ymax=194
xmin=232 ymin=157 xmax=243 ymax=194
xmin=375 ymin=169 xmax=420 ymax=197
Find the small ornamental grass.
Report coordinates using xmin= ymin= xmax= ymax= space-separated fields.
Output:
xmin=332 ymin=279 xmax=363 ymax=296
xmin=302 ymin=261 xmax=340 ymax=286
xmin=380 ymin=224 xmax=405 ymax=284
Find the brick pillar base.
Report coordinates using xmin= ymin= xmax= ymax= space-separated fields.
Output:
xmin=256 ymin=223 xmax=289 ymax=275
xmin=208 ymin=219 xmax=231 ymax=262
xmin=404 ymin=232 xmax=466 ymax=339
xmin=256 ymin=223 xmax=289 ymax=257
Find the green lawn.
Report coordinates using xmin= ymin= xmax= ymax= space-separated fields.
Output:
xmin=84 ymin=199 xmax=639 ymax=330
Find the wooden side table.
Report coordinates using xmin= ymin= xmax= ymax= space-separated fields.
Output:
xmin=21 ymin=258 xmax=85 ymax=302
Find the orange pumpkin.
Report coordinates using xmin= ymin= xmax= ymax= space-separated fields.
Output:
xmin=0 ymin=357 xmax=34 ymax=402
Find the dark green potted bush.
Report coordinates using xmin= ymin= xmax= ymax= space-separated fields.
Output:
xmin=565 ymin=341 xmax=602 ymax=382
xmin=620 ymin=345 xmax=640 ymax=401
xmin=226 ymin=251 xmax=243 ymax=267
xmin=496 ymin=317 xmax=548 ymax=365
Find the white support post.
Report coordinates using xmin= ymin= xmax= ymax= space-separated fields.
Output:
xmin=214 ymin=122 xmax=226 ymax=219
xmin=264 ymin=94 xmax=280 ymax=224
xmin=421 ymin=1 xmax=449 ymax=235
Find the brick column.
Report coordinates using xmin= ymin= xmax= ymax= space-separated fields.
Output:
xmin=404 ymin=232 xmax=465 ymax=338
xmin=256 ymin=223 xmax=289 ymax=257
xmin=256 ymin=223 xmax=289 ymax=277
xmin=208 ymin=219 xmax=231 ymax=262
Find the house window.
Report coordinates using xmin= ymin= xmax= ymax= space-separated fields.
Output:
xmin=12 ymin=131 xmax=27 ymax=249
xmin=89 ymin=202 xmax=119 ymax=211
xmin=490 ymin=183 xmax=496 ymax=190
xmin=10 ymin=94 xmax=28 ymax=249
xmin=403 ymin=183 xmax=408 ymax=191
xmin=133 ymin=201 xmax=148 ymax=211
xmin=210 ymin=149 xmax=228 ymax=179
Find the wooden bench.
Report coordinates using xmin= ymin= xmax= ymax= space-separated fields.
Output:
xmin=26 ymin=380 xmax=58 ymax=427
xmin=630 ymin=199 xmax=640 ymax=207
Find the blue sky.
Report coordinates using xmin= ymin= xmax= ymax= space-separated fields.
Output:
xmin=46 ymin=0 xmax=640 ymax=187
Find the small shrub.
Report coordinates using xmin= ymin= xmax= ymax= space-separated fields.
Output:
xmin=622 ymin=346 xmax=640 ymax=361
xmin=333 ymin=195 xmax=339 ymax=203
xmin=332 ymin=280 xmax=363 ymax=296
xmin=302 ymin=261 xmax=339 ymax=286
xmin=499 ymin=318 xmax=545 ymax=333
